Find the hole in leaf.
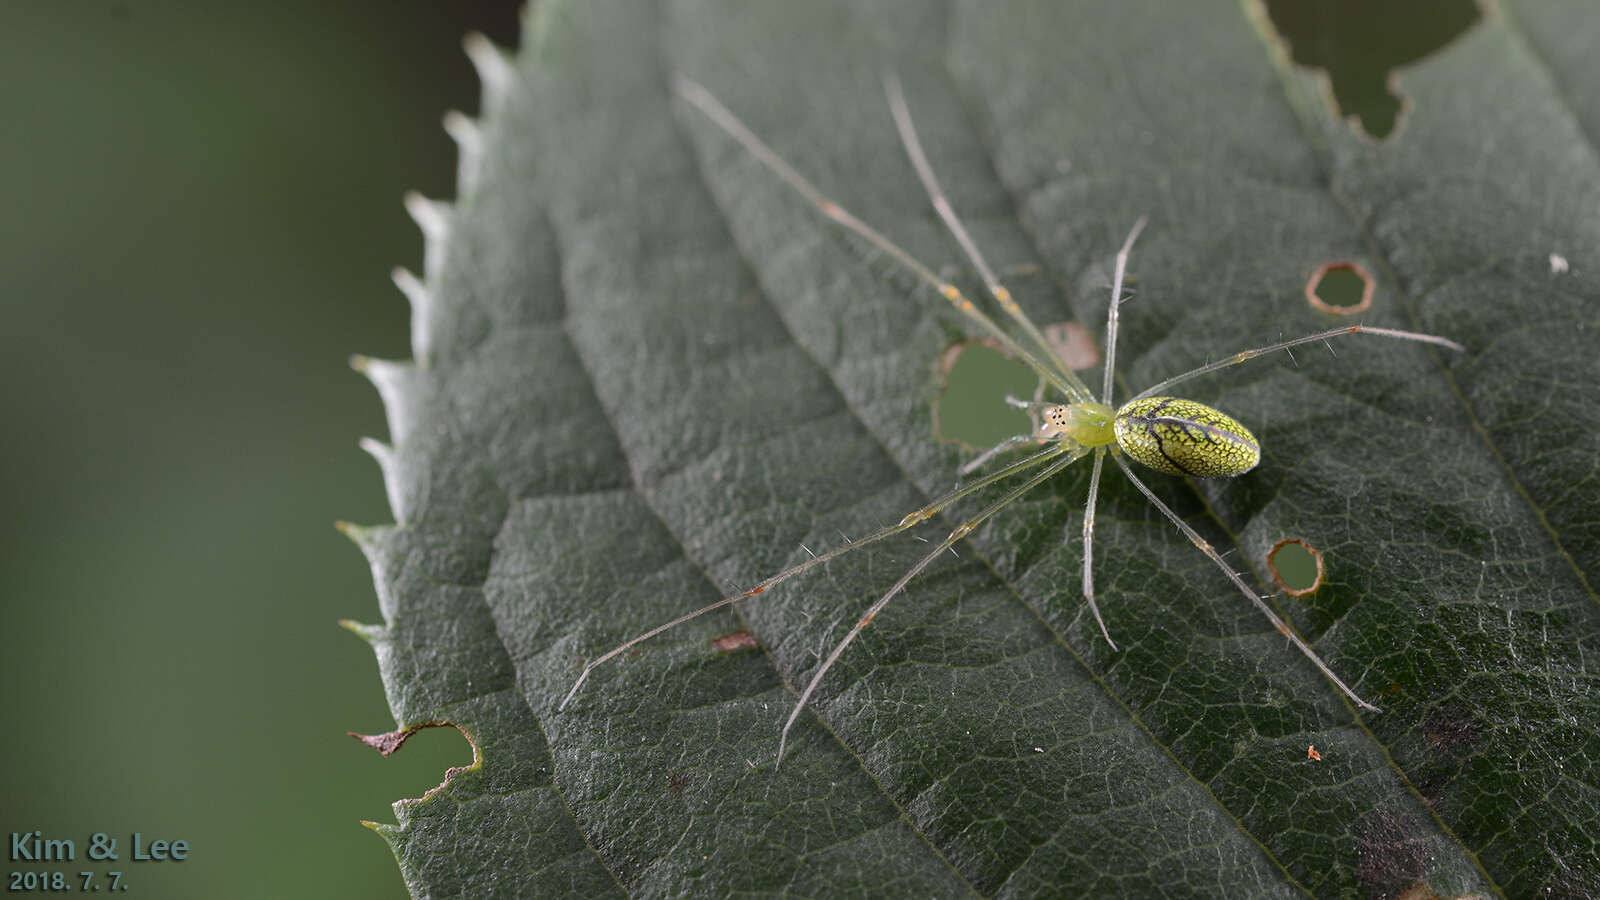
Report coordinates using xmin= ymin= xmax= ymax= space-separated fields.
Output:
xmin=1268 ymin=538 xmax=1323 ymax=595
xmin=936 ymin=340 xmax=1038 ymax=447
xmin=350 ymin=722 xmax=478 ymax=801
xmin=1260 ymin=0 xmax=1481 ymax=139
xmin=1305 ymin=261 xmax=1373 ymax=315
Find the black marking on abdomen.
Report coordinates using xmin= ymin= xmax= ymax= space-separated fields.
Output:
xmin=1138 ymin=402 xmax=1258 ymax=476
xmin=1143 ymin=400 xmax=1198 ymax=474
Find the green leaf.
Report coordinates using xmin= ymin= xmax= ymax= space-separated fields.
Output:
xmin=349 ymin=1 xmax=1600 ymax=896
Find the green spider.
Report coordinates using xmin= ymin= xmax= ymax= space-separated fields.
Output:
xmin=561 ymin=73 xmax=1465 ymax=766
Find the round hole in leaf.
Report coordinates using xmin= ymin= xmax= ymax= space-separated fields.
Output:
xmin=1305 ymin=261 xmax=1373 ymax=315
xmin=1268 ymin=538 xmax=1323 ymax=596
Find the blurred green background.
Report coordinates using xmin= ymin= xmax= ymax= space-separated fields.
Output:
xmin=0 ymin=2 xmax=1478 ymax=898
xmin=1 ymin=3 xmax=520 ymax=897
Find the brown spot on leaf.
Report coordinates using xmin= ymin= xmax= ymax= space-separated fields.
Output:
xmin=709 ymin=630 xmax=759 ymax=653
xmin=350 ymin=721 xmax=468 ymax=757
xmin=1043 ymin=321 xmax=1100 ymax=371
xmin=351 ymin=724 xmax=427 ymax=756
xmin=1422 ymin=705 xmax=1480 ymax=757
xmin=666 ymin=768 xmax=692 ymax=795
xmin=1355 ymin=808 xmax=1429 ymax=900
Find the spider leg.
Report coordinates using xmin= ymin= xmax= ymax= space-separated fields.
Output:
xmin=778 ymin=445 xmax=1089 ymax=766
xmin=1111 ymin=453 xmax=1381 ymax=713
xmin=676 ymin=75 xmax=1080 ymax=400
xmin=560 ymin=443 xmax=1071 ymax=712
xmin=882 ymin=72 xmax=1092 ymax=402
xmin=959 ymin=432 xmax=1040 ymax=475
xmin=1080 ymin=448 xmax=1117 ymax=649
xmin=1131 ymin=324 xmax=1464 ymax=401
xmin=1099 ymin=217 xmax=1148 ymax=405
xmin=1005 ymin=394 xmax=1054 ymax=411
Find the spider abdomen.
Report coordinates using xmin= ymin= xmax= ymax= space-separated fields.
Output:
xmin=1114 ymin=396 xmax=1260 ymax=478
